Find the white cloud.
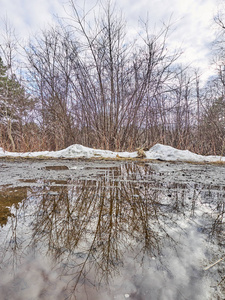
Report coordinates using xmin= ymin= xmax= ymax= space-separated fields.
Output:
xmin=0 ymin=0 xmax=221 ymax=78
xmin=1 ymin=0 xmax=63 ymax=39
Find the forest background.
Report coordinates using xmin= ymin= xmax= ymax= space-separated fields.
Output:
xmin=1 ymin=0 xmax=225 ymax=155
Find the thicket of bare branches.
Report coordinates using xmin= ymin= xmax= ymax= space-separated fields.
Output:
xmin=0 ymin=1 xmax=225 ymax=154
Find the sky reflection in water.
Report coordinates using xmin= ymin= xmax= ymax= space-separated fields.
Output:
xmin=0 ymin=163 xmax=224 ymax=300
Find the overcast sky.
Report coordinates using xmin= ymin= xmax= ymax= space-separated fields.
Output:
xmin=0 ymin=0 xmax=222 ymax=80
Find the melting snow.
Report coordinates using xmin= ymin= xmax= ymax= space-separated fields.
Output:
xmin=0 ymin=143 xmax=224 ymax=163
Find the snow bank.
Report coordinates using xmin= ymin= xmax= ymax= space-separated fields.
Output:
xmin=146 ymin=144 xmax=225 ymax=163
xmin=0 ymin=144 xmax=224 ymax=163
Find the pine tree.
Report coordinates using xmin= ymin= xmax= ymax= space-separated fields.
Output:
xmin=0 ymin=57 xmax=8 ymax=116
xmin=0 ymin=57 xmax=34 ymax=151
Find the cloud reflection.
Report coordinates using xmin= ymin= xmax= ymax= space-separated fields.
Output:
xmin=0 ymin=163 xmax=224 ymax=299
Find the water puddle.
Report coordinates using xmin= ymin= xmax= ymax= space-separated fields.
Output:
xmin=0 ymin=163 xmax=224 ymax=299
xmin=19 ymin=179 xmax=37 ymax=183
xmin=44 ymin=165 xmax=69 ymax=171
xmin=19 ymin=179 xmax=69 ymax=186
xmin=0 ymin=186 xmax=28 ymax=227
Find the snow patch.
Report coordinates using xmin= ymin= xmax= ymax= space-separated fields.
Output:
xmin=146 ymin=144 xmax=224 ymax=162
xmin=0 ymin=143 xmax=224 ymax=163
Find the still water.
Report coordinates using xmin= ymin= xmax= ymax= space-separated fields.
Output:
xmin=0 ymin=162 xmax=224 ymax=299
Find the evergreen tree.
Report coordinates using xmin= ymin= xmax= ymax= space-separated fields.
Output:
xmin=0 ymin=56 xmax=34 ymax=151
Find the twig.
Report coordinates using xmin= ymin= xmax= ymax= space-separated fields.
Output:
xmin=204 ymin=256 xmax=225 ymax=271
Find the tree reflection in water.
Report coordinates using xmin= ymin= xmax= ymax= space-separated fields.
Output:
xmin=0 ymin=163 xmax=224 ymax=299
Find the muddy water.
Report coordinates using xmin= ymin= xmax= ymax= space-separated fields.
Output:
xmin=0 ymin=161 xmax=224 ymax=300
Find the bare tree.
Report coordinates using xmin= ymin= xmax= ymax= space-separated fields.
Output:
xmin=25 ymin=27 xmax=78 ymax=150
xmin=24 ymin=0 xmax=210 ymax=153
xmin=59 ymin=1 xmax=182 ymax=150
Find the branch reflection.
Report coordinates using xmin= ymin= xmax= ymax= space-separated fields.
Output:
xmin=0 ymin=163 xmax=224 ymax=299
